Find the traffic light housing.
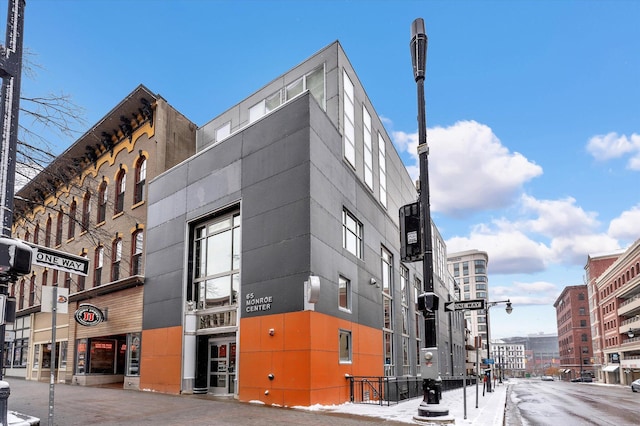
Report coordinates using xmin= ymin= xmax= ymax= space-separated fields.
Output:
xmin=0 ymin=237 xmax=32 ymax=279
xmin=418 ymin=292 xmax=439 ymax=313
xmin=399 ymin=202 xmax=423 ymax=262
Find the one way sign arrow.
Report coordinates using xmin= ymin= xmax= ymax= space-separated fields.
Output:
xmin=444 ymin=299 xmax=486 ymax=312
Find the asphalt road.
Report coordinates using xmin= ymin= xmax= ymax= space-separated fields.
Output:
xmin=509 ymin=378 xmax=639 ymax=426
xmin=6 ymin=378 xmax=407 ymax=426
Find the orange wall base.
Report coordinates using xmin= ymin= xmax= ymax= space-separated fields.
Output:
xmin=239 ymin=311 xmax=383 ymax=407
xmin=140 ymin=326 xmax=183 ymax=394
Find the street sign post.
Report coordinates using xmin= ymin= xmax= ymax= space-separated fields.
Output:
xmin=444 ymin=299 xmax=486 ymax=312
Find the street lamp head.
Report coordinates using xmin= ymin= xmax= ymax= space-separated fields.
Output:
xmin=505 ymin=300 xmax=513 ymax=314
xmin=628 ymin=328 xmax=634 ymax=338
xmin=410 ymin=18 xmax=427 ymax=82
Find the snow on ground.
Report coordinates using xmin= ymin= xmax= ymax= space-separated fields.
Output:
xmin=298 ymin=380 xmax=508 ymax=425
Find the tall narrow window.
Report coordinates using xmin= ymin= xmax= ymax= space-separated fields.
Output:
xmin=193 ymin=212 xmax=241 ymax=309
xmin=343 ymin=70 xmax=356 ymax=167
xmin=97 ymin=181 xmax=107 ymax=223
xmin=363 ymin=106 xmax=373 ymax=189
xmin=131 ymin=230 xmax=143 ymax=275
xmin=134 ymin=156 xmax=147 ymax=204
xmin=382 ymin=246 xmax=394 ymax=376
xmin=378 ymin=132 xmax=387 ymax=208
xmin=115 ymin=169 xmax=126 ymax=214
xmin=64 ymin=272 xmax=71 ymax=289
xmin=342 ymin=208 xmax=363 ymax=259
xmin=44 ymin=216 xmax=52 ymax=247
xmin=29 ymin=274 xmax=37 ymax=306
xmin=77 ymin=252 xmax=87 ymax=291
xmin=68 ymin=200 xmax=77 ymax=239
xmin=338 ymin=276 xmax=351 ymax=312
xmin=94 ymin=246 xmax=104 ymax=287
xmin=82 ymin=191 xmax=91 ymax=231
xmin=111 ymin=238 xmax=122 ymax=281
xmin=339 ymin=330 xmax=352 ymax=363
xmin=55 ymin=210 xmax=64 ymax=246
xmin=33 ymin=224 xmax=39 ymax=245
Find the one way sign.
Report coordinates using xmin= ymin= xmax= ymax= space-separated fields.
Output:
xmin=444 ymin=299 xmax=486 ymax=312
xmin=29 ymin=243 xmax=89 ymax=276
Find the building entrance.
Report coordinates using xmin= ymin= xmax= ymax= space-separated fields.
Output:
xmin=208 ymin=338 xmax=236 ymax=395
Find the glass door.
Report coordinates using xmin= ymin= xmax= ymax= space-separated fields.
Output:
xmin=208 ymin=339 xmax=236 ymax=395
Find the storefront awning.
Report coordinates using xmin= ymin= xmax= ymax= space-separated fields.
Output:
xmin=602 ymin=365 xmax=619 ymax=372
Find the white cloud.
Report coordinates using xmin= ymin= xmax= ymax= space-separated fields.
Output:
xmin=446 ymin=225 xmax=551 ymax=274
xmin=490 ymin=281 xmax=560 ymax=306
xmin=549 ymin=233 xmax=620 ymax=265
xmin=586 ymin=132 xmax=640 ymax=170
xmin=393 ymin=120 xmax=542 ymax=217
xmin=517 ymin=195 xmax=599 ymax=237
xmin=608 ymin=205 xmax=640 ymax=243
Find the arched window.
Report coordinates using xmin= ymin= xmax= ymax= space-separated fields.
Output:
xmin=94 ymin=246 xmax=104 ymax=287
xmin=68 ymin=199 xmax=77 ymax=239
xmin=82 ymin=191 xmax=91 ymax=231
xmin=24 ymin=229 xmax=30 ymax=243
xmin=55 ymin=209 xmax=64 ymax=246
xmin=45 ymin=216 xmax=52 ymax=247
xmin=134 ymin=156 xmax=146 ymax=204
xmin=33 ymin=224 xmax=39 ymax=245
xmin=111 ymin=238 xmax=122 ymax=281
xmin=19 ymin=278 xmax=28 ymax=310
xmin=115 ymin=169 xmax=126 ymax=214
xmin=97 ymin=181 xmax=108 ymax=223
xmin=131 ymin=230 xmax=143 ymax=275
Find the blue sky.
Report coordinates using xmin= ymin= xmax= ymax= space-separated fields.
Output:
xmin=11 ymin=0 xmax=640 ymax=338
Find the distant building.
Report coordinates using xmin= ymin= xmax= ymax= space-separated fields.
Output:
xmin=447 ymin=250 xmax=489 ymax=349
xmin=554 ymin=285 xmax=593 ymax=380
xmin=503 ymin=333 xmax=559 ymax=376
xmin=584 ymin=250 xmax=622 ymax=377
xmin=490 ymin=339 xmax=526 ymax=378
xmin=586 ymin=239 xmax=640 ymax=385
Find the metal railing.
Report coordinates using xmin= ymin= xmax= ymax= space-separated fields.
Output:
xmin=347 ymin=375 xmax=477 ymax=406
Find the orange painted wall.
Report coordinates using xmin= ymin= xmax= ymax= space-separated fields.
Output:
xmin=140 ymin=326 xmax=183 ymax=394
xmin=239 ymin=311 xmax=382 ymax=407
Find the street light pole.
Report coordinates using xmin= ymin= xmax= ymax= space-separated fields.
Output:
xmin=484 ymin=299 xmax=513 ymax=392
xmin=410 ymin=18 xmax=448 ymax=420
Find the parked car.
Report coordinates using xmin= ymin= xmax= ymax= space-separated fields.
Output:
xmin=541 ymin=375 xmax=554 ymax=381
xmin=631 ymin=379 xmax=640 ymax=392
xmin=571 ymin=376 xmax=593 ymax=382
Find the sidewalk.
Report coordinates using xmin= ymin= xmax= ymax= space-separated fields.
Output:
xmin=6 ymin=377 xmax=508 ymax=425
xmin=312 ymin=379 xmax=509 ymax=425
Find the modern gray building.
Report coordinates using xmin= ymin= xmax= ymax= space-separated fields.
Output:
xmin=140 ymin=41 xmax=463 ymax=406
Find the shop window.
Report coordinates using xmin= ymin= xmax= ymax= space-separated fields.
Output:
xmin=126 ymin=333 xmax=141 ymax=376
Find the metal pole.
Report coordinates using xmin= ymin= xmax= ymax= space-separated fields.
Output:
xmin=475 ymin=344 xmax=479 ymax=407
xmin=48 ymin=285 xmax=57 ymax=426
xmin=485 ymin=307 xmax=492 ymax=392
xmin=0 ymin=0 xmax=26 ymax=383
xmin=411 ymin=19 xmax=447 ymax=419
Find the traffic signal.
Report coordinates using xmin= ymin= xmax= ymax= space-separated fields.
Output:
xmin=418 ymin=292 xmax=439 ymax=313
xmin=0 ymin=237 xmax=32 ymax=278
xmin=399 ymin=202 xmax=423 ymax=262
